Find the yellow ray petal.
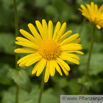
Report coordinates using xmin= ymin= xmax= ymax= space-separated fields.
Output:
xmin=94 ymin=4 xmax=98 ymax=14
xmin=49 ymin=60 xmax=55 ymax=76
xmin=61 ymin=52 xmax=80 ymax=61
xmin=78 ymin=9 xmax=89 ymax=19
xmin=86 ymin=4 xmax=92 ymax=15
xmin=26 ymin=55 xmax=42 ymax=67
xmin=19 ymin=29 xmax=37 ymax=42
xmin=67 ymin=51 xmax=84 ymax=55
xmin=16 ymin=37 xmax=28 ymax=42
xmin=78 ymin=8 xmax=82 ymax=12
xmin=48 ymin=20 xmax=53 ymax=39
xmin=15 ymin=41 xmax=38 ymax=49
xmin=71 ymin=38 xmax=81 ymax=43
xmin=42 ymin=19 xmax=48 ymax=39
xmin=82 ymin=13 xmax=89 ymax=19
xmin=91 ymin=2 xmax=95 ymax=11
xmin=57 ymin=58 xmax=70 ymax=71
xmin=19 ymin=62 xmax=26 ymax=67
xmin=80 ymin=5 xmax=89 ymax=16
xmin=18 ymin=54 xmax=40 ymax=67
xmin=61 ymin=43 xmax=82 ymax=51
xmin=52 ymin=60 xmax=62 ymax=76
xmin=44 ymin=61 xmax=50 ymax=82
xmin=19 ymin=59 xmax=28 ymax=67
xmin=17 ymin=53 xmax=38 ymax=64
xmin=35 ymin=20 xmax=45 ymax=40
xmin=53 ymin=22 xmax=61 ymax=40
xmin=56 ymin=60 xmax=69 ymax=76
xmin=36 ymin=58 xmax=47 ymax=76
xmin=32 ymin=60 xmax=43 ymax=74
xmin=28 ymin=23 xmax=42 ymax=41
xmin=19 ymin=54 xmax=39 ymax=67
xmin=60 ymin=33 xmax=79 ymax=46
xmin=55 ymin=22 xmax=67 ymax=42
xmin=60 ymin=54 xmax=80 ymax=65
xmin=61 ymin=46 xmax=82 ymax=51
xmin=14 ymin=48 xmax=36 ymax=53
xmin=59 ymin=30 xmax=72 ymax=43
xmin=96 ymin=25 xmax=101 ymax=29
xmin=62 ymin=67 xmax=69 ymax=76
xmin=16 ymin=37 xmax=39 ymax=46
xmin=98 ymin=5 xmax=103 ymax=12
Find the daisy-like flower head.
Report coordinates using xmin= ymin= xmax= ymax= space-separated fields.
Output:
xmin=79 ymin=2 xmax=103 ymax=29
xmin=14 ymin=19 xmax=83 ymax=82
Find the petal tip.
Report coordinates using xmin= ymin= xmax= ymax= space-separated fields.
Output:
xmin=32 ymin=71 xmax=35 ymax=75
xmin=69 ymin=30 xmax=72 ymax=33
xmin=44 ymin=79 xmax=48 ymax=83
xmin=96 ymin=25 xmax=101 ymax=29
xmin=28 ymin=23 xmax=32 ymax=27
xmin=19 ymin=29 xmax=22 ymax=32
xmin=14 ymin=49 xmax=19 ymax=53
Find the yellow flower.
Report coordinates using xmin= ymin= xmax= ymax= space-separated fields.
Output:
xmin=14 ymin=19 xmax=83 ymax=82
xmin=78 ymin=2 xmax=103 ymax=29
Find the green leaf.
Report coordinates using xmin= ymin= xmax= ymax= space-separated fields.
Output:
xmin=9 ymin=69 xmax=31 ymax=92
xmin=0 ymin=64 xmax=13 ymax=85
xmin=78 ymin=76 xmax=92 ymax=90
xmin=57 ymin=78 xmax=68 ymax=88
xmin=0 ymin=2 xmax=14 ymax=27
xmin=79 ymin=53 xmax=103 ymax=75
xmin=34 ymin=0 xmax=49 ymax=8
xmin=67 ymin=79 xmax=80 ymax=94
xmin=0 ymin=75 xmax=12 ymax=85
xmin=80 ymin=39 xmax=103 ymax=52
xmin=41 ymin=93 xmax=59 ymax=103
xmin=90 ymin=77 xmax=103 ymax=93
xmin=2 ymin=85 xmax=59 ymax=103
xmin=0 ymin=33 xmax=15 ymax=54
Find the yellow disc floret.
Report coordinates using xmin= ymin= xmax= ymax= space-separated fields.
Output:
xmin=38 ymin=40 xmax=61 ymax=60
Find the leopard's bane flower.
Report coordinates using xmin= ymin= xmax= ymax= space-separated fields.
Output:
xmin=79 ymin=2 xmax=103 ymax=29
xmin=14 ymin=19 xmax=83 ymax=82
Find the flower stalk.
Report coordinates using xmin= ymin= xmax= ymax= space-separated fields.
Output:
xmin=13 ymin=0 xmax=19 ymax=102
xmin=38 ymin=75 xmax=45 ymax=103
xmin=79 ymin=17 xmax=86 ymax=35
xmin=82 ymin=25 xmax=96 ymax=94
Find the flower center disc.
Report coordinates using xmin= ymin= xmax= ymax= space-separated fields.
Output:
xmin=38 ymin=40 xmax=61 ymax=60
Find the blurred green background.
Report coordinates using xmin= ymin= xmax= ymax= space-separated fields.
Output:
xmin=0 ymin=0 xmax=103 ymax=103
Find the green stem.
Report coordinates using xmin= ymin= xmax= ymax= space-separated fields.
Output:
xmin=13 ymin=0 xmax=19 ymax=103
xmin=38 ymin=76 xmax=45 ymax=103
xmin=14 ymin=0 xmax=19 ymax=68
xmin=14 ymin=0 xmax=19 ymax=40
xmin=82 ymin=25 xmax=96 ymax=94
xmin=16 ymin=85 xmax=19 ymax=103
xmin=79 ymin=17 xmax=86 ymax=35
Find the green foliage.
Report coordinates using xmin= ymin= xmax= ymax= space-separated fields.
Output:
xmin=0 ymin=33 xmax=15 ymax=54
xmin=45 ymin=5 xmax=59 ymax=22
xmin=79 ymin=53 xmax=103 ymax=75
xmin=0 ymin=64 xmax=13 ymax=85
xmin=9 ymin=69 xmax=31 ymax=92
xmin=34 ymin=0 xmax=49 ymax=8
xmin=1 ymin=86 xmax=59 ymax=103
